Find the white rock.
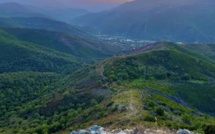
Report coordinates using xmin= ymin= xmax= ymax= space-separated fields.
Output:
xmin=177 ymin=129 xmax=193 ymax=134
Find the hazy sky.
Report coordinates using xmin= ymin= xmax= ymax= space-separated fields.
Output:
xmin=0 ymin=0 xmax=133 ymax=11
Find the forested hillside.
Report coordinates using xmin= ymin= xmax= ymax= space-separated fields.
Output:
xmin=0 ymin=17 xmax=91 ymax=38
xmin=0 ymin=0 xmax=215 ymax=134
xmin=1 ymin=41 xmax=215 ymax=134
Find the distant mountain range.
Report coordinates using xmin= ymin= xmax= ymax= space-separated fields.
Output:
xmin=73 ymin=0 xmax=215 ymax=43
xmin=0 ymin=2 xmax=89 ymax=23
xmin=0 ymin=2 xmax=93 ymax=38
xmin=45 ymin=8 xmax=89 ymax=23
xmin=0 ymin=1 xmax=215 ymax=134
xmin=0 ymin=2 xmax=46 ymax=18
xmin=0 ymin=27 xmax=122 ymax=63
xmin=0 ymin=17 xmax=93 ymax=38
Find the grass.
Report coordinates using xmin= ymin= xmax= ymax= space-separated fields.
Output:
xmin=1 ymin=39 xmax=215 ymax=133
xmin=127 ymin=79 xmax=175 ymax=95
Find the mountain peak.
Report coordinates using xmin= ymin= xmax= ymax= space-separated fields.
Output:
xmin=0 ymin=2 xmax=32 ymax=14
xmin=0 ymin=2 xmax=26 ymax=8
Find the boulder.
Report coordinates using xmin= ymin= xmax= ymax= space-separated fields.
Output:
xmin=123 ymin=129 xmax=134 ymax=134
xmin=70 ymin=131 xmax=78 ymax=134
xmin=90 ymin=125 xmax=102 ymax=133
xmin=97 ymin=130 xmax=109 ymax=134
xmin=177 ymin=129 xmax=193 ymax=134
xmin=79 ymin=130 xmax=90 ymax=134
xmin=90 ymin=125 xmax=106 ymax=134
xmin=116 ymin=130 xmax=127 ymax=134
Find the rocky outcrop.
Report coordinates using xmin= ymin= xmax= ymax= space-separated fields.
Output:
xmin=70 ymin=125 xmax=195 ymax=134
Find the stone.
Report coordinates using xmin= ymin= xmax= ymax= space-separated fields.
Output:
xmin=116 ymin=130 xmax=127 ymax=134
xmin=70 ymin=131 xmax=78 ymax=134
xmin=79 ymin=130 xmax=90 ymax=134
xmin=90 ymin=125 xmax=105 ymax=134
xmin=177 ymin=129 xmax=193 ymax=134
xmin=123 ymin=129 xmax=134 ymax=134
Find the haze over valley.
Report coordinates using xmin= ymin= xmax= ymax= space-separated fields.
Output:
xmin=0 ymin=0 xmax=215 ymax=134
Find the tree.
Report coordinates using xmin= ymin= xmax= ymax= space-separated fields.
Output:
xmin=181 ymin=114 xmax=191 ymax=124
xmin=181 ymin=73 xmax=191 ymax=81
xmin=202 ymin=124 xmax=215 ymax=134
xmin=156 ymin=107 xmax=165 ymax=116
xmin=91 ymin=99 xmax=98 ymax=106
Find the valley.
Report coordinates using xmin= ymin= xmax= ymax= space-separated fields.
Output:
xmin=73 ymin=0 xmax=215 ymax=43
xmin=0 ymin=1 xmax=215 ymax=134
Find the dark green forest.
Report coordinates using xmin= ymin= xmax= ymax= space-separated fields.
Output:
xmin=0 ymin=29 xmax=215 ymax=134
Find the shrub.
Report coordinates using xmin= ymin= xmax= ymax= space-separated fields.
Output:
xmin=181 ymin=114 xmax=191 ymax=124
xmin=111 ymin=106 xmax=118 ymax=112
xmin=107 ymin=101 xmax=114 ymax=107
xmin=202 ymin=124 xmax=215 ymax=134
xmin=96 ymin=80 xmax=103 ymax=86
xmin=181 ymin=73 xmax=191 ymax=81
xmin=144 ymin=115 xmax=156 ymax=122
xmin=91 ymin=99 xmax=98 ymax=106
xmin=148 ymin=101 xmax=155 ymax=108
xmin=155 ymin=107 xmax=165 ymax=116
xmin=154 ymin=73 xmax=167 ymax=80
xmin=193 ymin=121 xmax=202 ymax=130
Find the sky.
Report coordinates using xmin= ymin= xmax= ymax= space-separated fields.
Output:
xmin=0 ymin=0 xmax=133 ymax=11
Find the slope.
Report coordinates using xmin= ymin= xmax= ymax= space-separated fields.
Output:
xmin=0 ymin=2 xmax=46 ymax=18
xmin=1 ymin=42 xmax=215 ymax=134
xmin=184 ymin=44 xmax=215 ymax=60
xmin=0 ymin=29 xmax=80 ymax=73
xmin=43 ymin=8 xmax=90 ymax=23
xmin=0 ymin=17 xmax=91 ymax=38
xmin=0 ymin=28 xmax=126 ymax=133
xmin=0 ymin=2 xmax=89 ymax=23
xmin=63 ymin=42 xmax=215 ymax=133
xmin=1 ymin=28 xmax=117 ymax=62
xmin=103 ymin=42 xmax=215 ymax=114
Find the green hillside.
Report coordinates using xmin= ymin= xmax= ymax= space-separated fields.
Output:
xmin=0 ymin=28 xmax=124 ymax=133
xmin=1 ymin=28 xmax=123 ymax=62
xmin=0 ymin=29 xmax=80 ymax=73
xmin=1 ymin=42 xmax=215 ymax=134
xmin=0 ymin=17 xmax=91 ymax=38
xmin=185 ymin=44 xmax=215 ymax=60
xmin=64 ymin=42 xmax=215 ymax=133
xmin=0 ymin=29 xmax=81 ymax=134
xmin=104 ymin=43 xmax=215 ymax=115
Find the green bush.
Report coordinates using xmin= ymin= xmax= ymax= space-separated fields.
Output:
xmin=144 ymin=115 xmax=156 ymax=122
xmin=202 ymin=124 xmax=215 ymax=134
xmin=107 ymin=101 xmax=114 ymax=108
xmin=181 ymin=114 xmax=191 ymax=124
xmin=111 ymin=106 xmax=118 ymax=112
xmin=181 ymin=73 xmax=191 ymax=81
xmin=154 ymin=73 xmax=167 ymax=80
xmin=155 ymin=107 xmax=165 ymax=116
xmin=148 ymin=101 xmax=155 ymax=108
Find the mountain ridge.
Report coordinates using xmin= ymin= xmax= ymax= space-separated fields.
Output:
xmin=0 ymin=41 xmax=215 ymax=133
xmin=0 ymin=1 xmax=215 ymax=133
xmin=0 ymin=17 xmax=93 ymax=38
xmin=0 ymin=2 xmax=90 ymax=23
xmin=73 ymin=0 xmax=215 ymax=43
xmin=0 ymin=2 xmax=46 ymax=18
xmin=1 ymin=28 xmax=113 ymax=60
